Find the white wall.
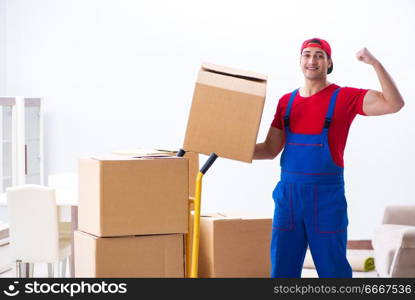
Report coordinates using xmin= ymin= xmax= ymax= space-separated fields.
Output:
xmin=4 ymin=0 xmax=415 ymax=239
xmin=0 ymin=0 xmax=5 ymax=94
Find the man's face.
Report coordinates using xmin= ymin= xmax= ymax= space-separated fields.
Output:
xmin=300 ymin=47 xmax=332 ymax=80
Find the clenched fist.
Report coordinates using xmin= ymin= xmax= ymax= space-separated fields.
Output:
xmin=356 ymin=48 xmax=379 ymax=65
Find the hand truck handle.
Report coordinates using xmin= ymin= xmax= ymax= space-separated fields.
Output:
xmin=200 ymin=153 xmax=218 ymax=174
xmin=176 ymin=148 xmax=186 ymax=157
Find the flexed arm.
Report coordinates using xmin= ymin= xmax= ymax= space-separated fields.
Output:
xmin=356 ymin=48 xmax=405 ymax=116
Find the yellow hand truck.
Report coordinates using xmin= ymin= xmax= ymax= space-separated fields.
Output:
xmin=177 ymin=149 xmax=218 ymax=278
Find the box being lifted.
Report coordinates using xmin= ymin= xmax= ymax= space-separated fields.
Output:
xmin=183 ymin=63 xmax=267 ymax=163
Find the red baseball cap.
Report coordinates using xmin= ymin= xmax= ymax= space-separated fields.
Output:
xmin=301 ymin=38 xmax=333 ymax=74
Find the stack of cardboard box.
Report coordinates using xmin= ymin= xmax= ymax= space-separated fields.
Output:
xmin=75 ymin=62 xmax=269 ymax=277
xmin=74 ymin=155 xmax=191 ymax=277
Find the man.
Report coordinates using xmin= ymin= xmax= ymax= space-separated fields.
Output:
xmin=253 ymin=38 xmax=404 ymax=278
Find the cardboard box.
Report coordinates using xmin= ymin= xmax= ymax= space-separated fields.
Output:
xmin=183 ymin=63 xmax=267 ymax=163
xmin=74 ymin=231 xmax=184 ymax=278
xmin=111 ymin=149 xmax=199 ymax=198
xmin=78 ymin=156 xmax=188 ymax=237
xmin=198 ymin=213 xmax=272 ymax=277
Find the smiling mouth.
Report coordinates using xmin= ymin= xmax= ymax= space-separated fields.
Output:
xmin=306 ymin=67 xmax=319 ymax=71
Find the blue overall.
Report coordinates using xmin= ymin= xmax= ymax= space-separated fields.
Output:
xmin=270 ymin=88 xmax=352 ymax=278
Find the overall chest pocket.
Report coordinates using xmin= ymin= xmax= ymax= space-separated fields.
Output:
xmin=280 ymin=139 xmax=329 ymax=172
xmin=313 ymin=183 xmax=348 ymax=233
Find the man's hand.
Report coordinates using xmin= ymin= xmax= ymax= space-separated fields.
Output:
xmin=356 ymin=48 xmax=379 ymax=66
xmin=253 ymin=127 xmax=285 ymax=160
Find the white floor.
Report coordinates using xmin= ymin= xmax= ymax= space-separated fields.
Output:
xmin=301 ymin=268 xmax=378 ymax=278
xmin=302 ymin=249 xmax=379 ymax=278
xmin=0 ymin=262 xmax=69 ymax=278
xmin=0 ymin=242 xmax=69 ymax=278
xmin=0 ymin=242 xmax=378 ymax=278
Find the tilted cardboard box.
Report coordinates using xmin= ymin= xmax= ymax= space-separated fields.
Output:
xmin=74 ymin=231 xmax=184 ymax=278
xmin=198 ymin=213 xmax=272 ymax=277
xmin=183 ymin=63 xmax=267 ymax=163
xmin=78 ymin=156 xmax=188 ymax=237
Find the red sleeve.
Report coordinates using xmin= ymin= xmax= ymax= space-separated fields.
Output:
xmin=271 ymin=95 xmax=288 ymax=129
xmin=342 ymin=87 xmax=369 ymax=116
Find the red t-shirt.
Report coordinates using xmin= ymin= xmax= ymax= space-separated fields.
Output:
xmin=271 ymin=84 xmax=368 ymax=167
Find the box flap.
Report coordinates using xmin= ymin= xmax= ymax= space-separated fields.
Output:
xmin=202 ymin=62 xmax=267 ymax=82
xmin=112 ymin=148 xmax=177 ymax=157
xmin=77 ymin=230 xmax=99 ymax=240
xmin=89 ymin=155 xmax=180 ymax=161
xmin=201 ymin=213 xmax=227 ymax=218
xmin=221 ymin=212 xmax=272 ymax=220
xmin=201 ymin=212 xmax=271 ymax=221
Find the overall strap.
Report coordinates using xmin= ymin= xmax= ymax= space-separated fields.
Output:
xmin=284 ymin=89 xmax=299 ymax=130
xmin=323 ymin=88 xmax=341 ymax=129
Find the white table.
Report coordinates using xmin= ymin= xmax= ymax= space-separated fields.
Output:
xmin=0 ymin=189 xmax=78 ymax=207
xmin=0 ymin=189 xmax=78 ymax=277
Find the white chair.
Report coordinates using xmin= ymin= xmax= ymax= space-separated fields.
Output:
xmin=0 ymin=221 xmax=12 ymax=274
xmin=6 ymin=184 xmax=72 ymax=277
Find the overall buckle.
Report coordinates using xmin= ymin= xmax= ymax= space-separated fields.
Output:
xmin=284 ymin=117 xmax=290 ymax=128
xmin=324 ymin=117 xmax=332 ymax=128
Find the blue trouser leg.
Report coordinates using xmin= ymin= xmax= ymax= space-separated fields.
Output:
xmin=307 ymin=229 xmax=352 ymax=277
xmin=305 ymin=183 xmax=352 ymax=278
xmin=271 ymin=182 xmax=307 ymax=278
xmin=270 ymin=222 xmax=308 ymax=278
xmin=270 ymin=181 xmax=352 ymax=278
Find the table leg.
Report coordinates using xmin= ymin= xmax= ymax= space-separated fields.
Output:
xmin=70 ymin=206 xmax=78 ymax=277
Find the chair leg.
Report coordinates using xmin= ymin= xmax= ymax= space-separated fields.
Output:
xmin=22 ymin=263 xmax=30 ymax=278
xmin=16 ymin=260 xmax=22 ymax=278
xmin=21 ymin=263 xmax=27 ymax=277
xmin=48 ymin=263 xmax=54 ymax=278
xmin=57 ymin=261 xmax=60 ymax=278
xmin=29 ymin=263 xmax=34 ymax=277
xmin=61 ymin=258 xmax=67 ymax=277
xmin=68 ymin=255 xmax=72 ymax=277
